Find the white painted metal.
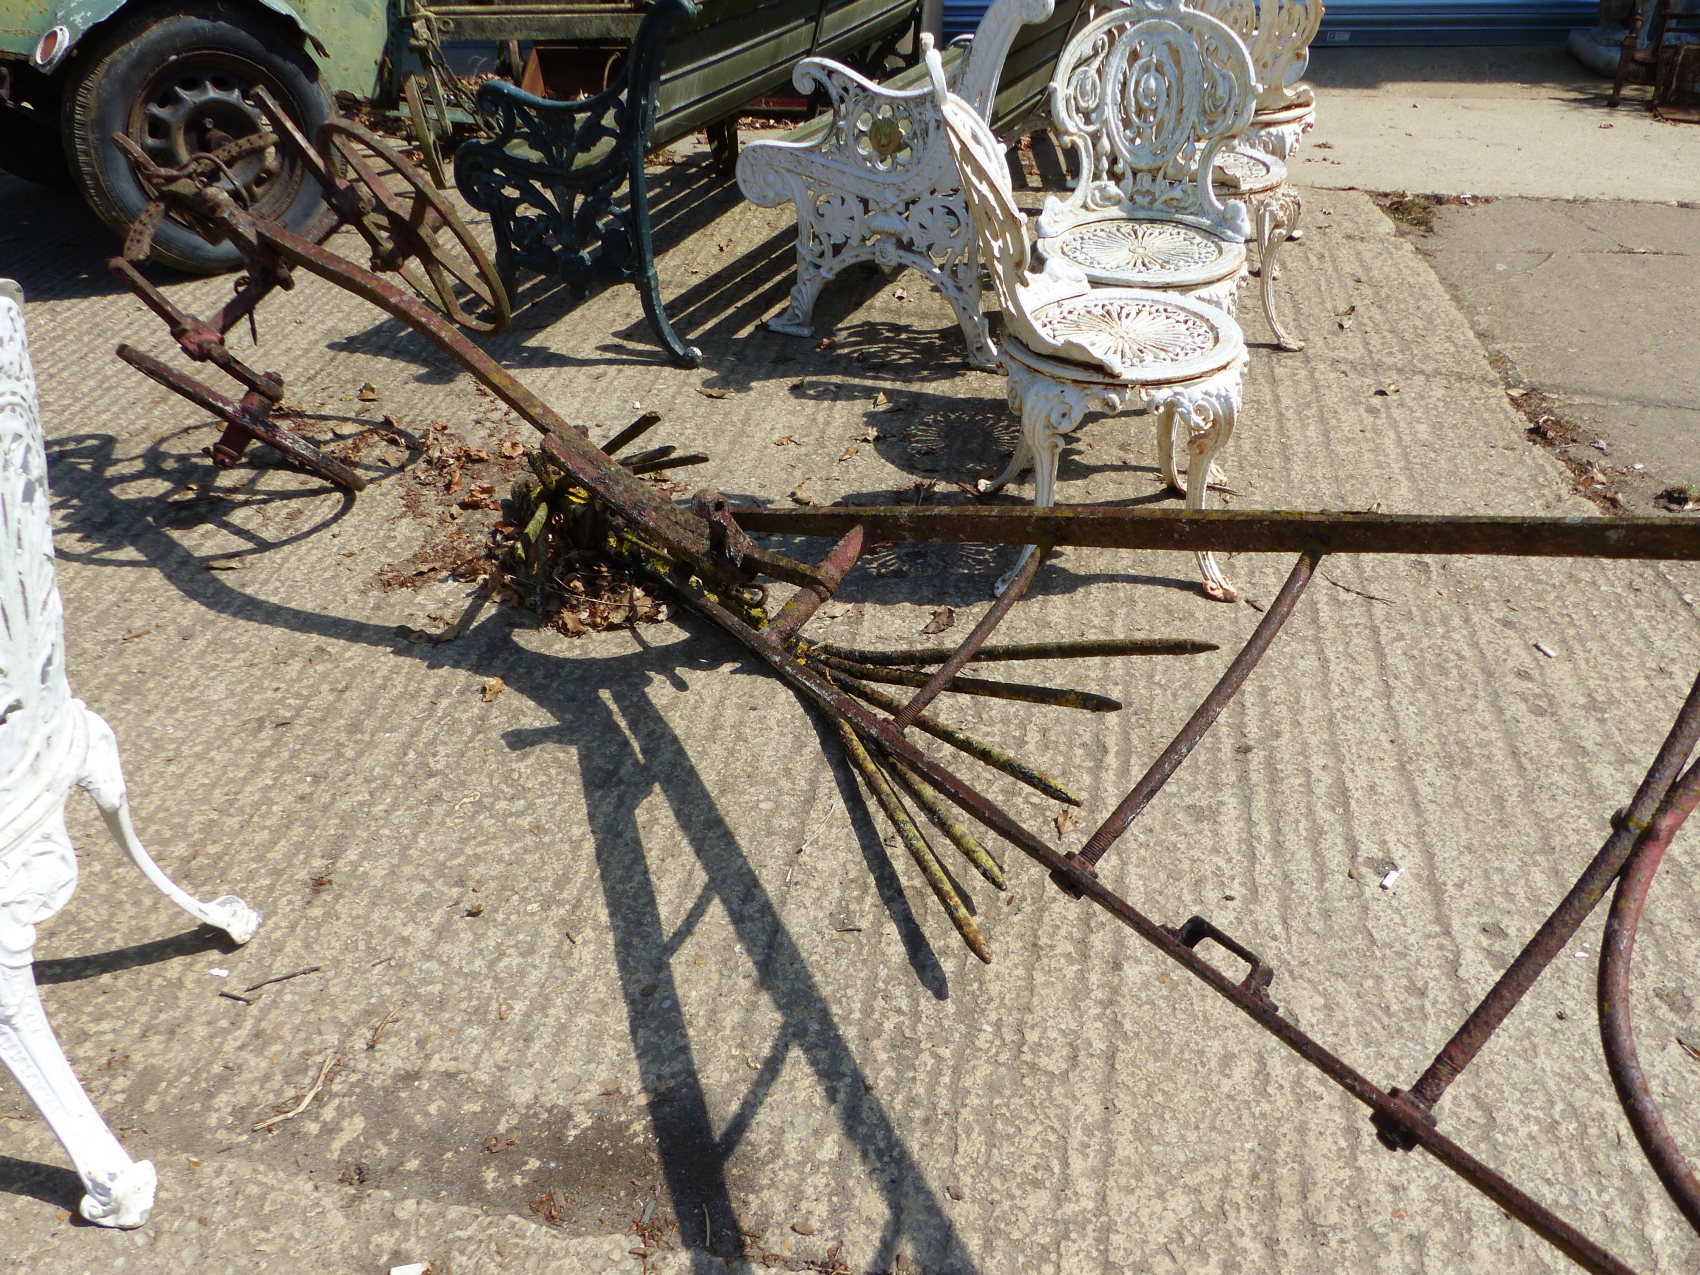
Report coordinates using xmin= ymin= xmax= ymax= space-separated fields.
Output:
xmin=1186 ymin=0 xmax=1319 ymax=349
xmin=0 ymin=281 xmax=260 ymax=1229
xmin=1033 ymin=0 xmax=1256 ymax=336
xmin=925 ymin=47 xmax=1249 ymax=602
xmin=736 ymin=0 xmax=1060 ymax=369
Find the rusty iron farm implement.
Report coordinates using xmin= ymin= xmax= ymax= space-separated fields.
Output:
xmin=106 ymin=112 xmax=1700 ymax=1275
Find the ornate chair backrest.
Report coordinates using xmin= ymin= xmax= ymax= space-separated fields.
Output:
xmin=955 ymin=0 xmax=1061 ymax=122
xmin=924 ymin=40 xmax=1124 ymax=375
xmin=1042 ymin=0 xmax=1256 ymax=240
xmin=1189 ymin=0 xmax=1322 ymax=111
xmin=1248 ymin=0 xmax=1323 ymax=113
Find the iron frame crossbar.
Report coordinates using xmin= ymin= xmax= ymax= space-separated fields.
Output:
xmin=726 ymin=504 xmax=1700 ymax=559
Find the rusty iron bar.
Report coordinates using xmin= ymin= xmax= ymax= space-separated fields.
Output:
xmin=829 ymin=674 xmax=1085 ymax=806
xmin=1392 ymin=667 xmax=1700 ymax=1131
xmin=626 ymin=452 xmax=710 ymax=476
xmin=763 ymin=524 xmax=868 ymax=646
xmin=892 ymin=544 xmax=1047 ymax=729
xmin=1074 ymin=548 xmax=1322 ymax=874
xmin=114 ymin=344 xmax=367 ymax=491
xmin=809 ymin=652 xmax=1123 ymax=712
xmin=727 ymin=505 xmax=1700 ymax=560
xmin=671 ymin=573 xmax=1643 ymax=1275
xmin=600 ymin=411 xmax=665 ymax=457
xmin=1599 ymin=756 xmax=1700 ymax=1232
xmin=882 ymin=751 xmax=1007 ymax=889
xmin=816 ymin=637 xmax=1221 ymax=665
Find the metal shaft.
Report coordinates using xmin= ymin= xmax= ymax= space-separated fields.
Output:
xmin=1076 ymin=548 xmax=1321 ymax=870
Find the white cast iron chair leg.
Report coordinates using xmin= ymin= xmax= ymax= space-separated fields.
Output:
xmin=1256 ymin=186 xmax=1305 ymax=352
xmin=0 ymin=817 xmax=157 ymax=1228
xmin=75 ymin=707 xmax=260 ymax=945
xmin=1158 ymin=413 xmax=1226 ymax=494
xmin=994 ymin=364 xmax=1124 ymax=595
xmin=1152 ymin=362 xmax=1245 ymax=602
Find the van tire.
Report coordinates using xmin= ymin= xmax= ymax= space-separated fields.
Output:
xmin=63 ymin=1 xmax=332 ymax=273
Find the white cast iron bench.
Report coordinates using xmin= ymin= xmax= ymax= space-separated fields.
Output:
xmin=736 ymin=0 xmax=1087 ymax=369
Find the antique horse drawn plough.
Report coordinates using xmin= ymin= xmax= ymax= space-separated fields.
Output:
xmin=105 ymin=103 xmax=1700 ymax=1275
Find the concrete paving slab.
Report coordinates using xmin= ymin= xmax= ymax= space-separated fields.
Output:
xmin=1303 ymin=47 xmax=1700 ymax=202
xmin=1388 ymin=194 xmax=1699 ymax=513
xmin=0 ymin=146 xmax=1697 ymax=1275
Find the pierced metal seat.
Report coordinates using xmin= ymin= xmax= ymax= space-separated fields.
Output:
xmin=926 ymin=33 xmax=1249 ymax=602
xmin=1033 ymin=0 xmax=1258 ymax=331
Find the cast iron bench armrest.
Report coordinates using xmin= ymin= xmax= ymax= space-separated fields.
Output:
xmin=735 ymin=0 xmax=1084 ymax=369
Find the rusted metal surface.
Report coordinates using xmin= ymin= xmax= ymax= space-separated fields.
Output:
xmin=729 ymin=504 xmax=1700 ymax=559
xmin=1600 ymin=754 xmax=1700 ymax=1232
xmin=105 ymin=97 xmax=507 ymax=490
xmin=98 ymin=133 xmax=1700 ymax=1272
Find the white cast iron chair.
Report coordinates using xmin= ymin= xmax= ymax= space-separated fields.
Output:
xmin=736 ymin=0 xmax=1063 ymax=370
xmin=1241 ymin=0 xmax=1323 ymax=162
xmin=1189 ymin=0 xmax=1317 ymax=351
xmin=925 ymin=44 xmax=1249 ymax=602
xmin=0 ymin=281 xmax=261 ymax=1228
xmin=1031 ymin=0 xmax=1256 ymax=328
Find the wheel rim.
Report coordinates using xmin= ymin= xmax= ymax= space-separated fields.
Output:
xmin=128 ymin=52 xmax=308 ymax=221
xmin=317 ymin=119 xmax=510 ymax=334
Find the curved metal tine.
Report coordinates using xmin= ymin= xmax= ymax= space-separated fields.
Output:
xmin=883 ymin=751 xmax=1006 ymax=889
xmin=1075 ymin=547 xmax=1322 ymax=873
xmin=831 ymin=674 xmax=1084 ymax=806
xmin=893 ymin=545 xmax=1046 ymax=729
xmin=1600 ymin=756 xmax=1700 ymax=1232
xmin=420 ymin=237 xmax=502 ymax=312
xmin=835 ymin=718 xmax=992 ymax=963
xmin=816 ymin=637 xmax=1220 ymax=666
xmin=812 ymin=653 xmax=1122 ymax=712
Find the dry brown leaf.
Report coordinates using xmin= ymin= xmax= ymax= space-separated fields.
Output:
xmin=920 ymin=605 xmax=955 ymax=635
xmin=481 ymin=676 xmax=505 ymax=702
xmin=838 ymin=446 xmax=859 ymax=462
xmin=357 ymin=382 xmax=378 ymax=402
xmin=855 ymin=425 xmax=883 ymax=444
xmin=814 ymin=337 xmax=836 ymax=351
xmin=499 ymin=437 xmax=526 ymax=458
xmin=1055 ymin=807 xmax=1081 ymax=837
xmin=789 ymin=479 xmax=817 ymax=506
xmin=695 ymin=386 xmax=730 ymax=400
xmin=773 ymin=435 xmax=801 ymax=446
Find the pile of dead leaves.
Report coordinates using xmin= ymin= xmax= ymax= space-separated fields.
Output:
xmin=499 ymin=548 xmax=668 ymax=637
xmin=376 ymin=422 xmax=528 ymax=592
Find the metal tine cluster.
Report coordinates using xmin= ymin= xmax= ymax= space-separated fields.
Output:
xmin=785 ymin=543 xmax=1221 ymax=962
